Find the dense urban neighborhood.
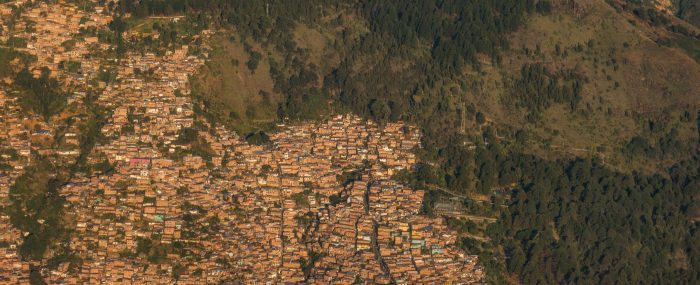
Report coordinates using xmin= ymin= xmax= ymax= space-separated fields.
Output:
xmin=3 ymin=0 xmax=700 ymax=284
xmin=0 ymin=1 xmax=484 ymax=283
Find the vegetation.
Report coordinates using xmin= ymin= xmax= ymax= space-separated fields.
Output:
xmin=14 ymin=67 xmax=67 ymax=121
xmin=189 ymin=34 xmax=280 ymax=134
xmin=0 ymin=47 xmax=33 ymax=78
xmin=291 ymin=191 xmax=310 ymax=208
xmin=508 ymin=64 xmax=583 ymax=120
xmin=244 ymin=131 xmax=270 ymax=146
xmin=112 ymin=0 xmax=700 ymax=283
xmin=73 ymin=93 xmax=110 ymax=174
xmin=402 ymin=132 xmax=700 ymax=283
xmin=323 ymin=0 xmax=544 ymax=128
xmin=677 ymin=0 xmax=700 ymax=27
xmin=491 ymin=156 xmax=700 ymax=284
xmin=3 ymin=158 xmax=67 ymax=261
xmin=116 ymin=0 xmax=537 ymax=127
xmin=171 ymin=127 xmax=215 ymax=161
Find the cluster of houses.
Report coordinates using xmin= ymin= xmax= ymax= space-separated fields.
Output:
xmin=0 ymin=1 xmax=484 ymax=284
xmin=0 ymin=214 xmax=30 ymax=284
xmin=1 ymin=1 xmax=112 ymax=79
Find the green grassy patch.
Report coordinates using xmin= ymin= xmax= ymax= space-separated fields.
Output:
xmin=191 ymin=32 xmax=281 ymax=134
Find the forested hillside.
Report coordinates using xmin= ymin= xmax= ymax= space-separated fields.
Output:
xmin=494 ymin=156 xmax=700 ymax=284
xmin=113 ymin=0 xmax=700 ymax=283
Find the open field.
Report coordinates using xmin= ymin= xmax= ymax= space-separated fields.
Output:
xmin=191 ymin=33 xmax=280 ymax=134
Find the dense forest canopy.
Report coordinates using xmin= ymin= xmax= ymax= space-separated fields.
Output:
xmin=359 ymin=0 xmax=527 ymax=70
xmin=402 ymin=137 xmax=700 ymax=284
xmin=493 ymin=156 xmax=700 ymax=284
xmin=509 ymin=64 xmax=584 ymax=120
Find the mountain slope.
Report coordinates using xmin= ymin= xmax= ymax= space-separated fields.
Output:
xmin=475 ymin=0 xmax=700 ymax=173
xmin=112 ymin=0 xmax=700 ymax=283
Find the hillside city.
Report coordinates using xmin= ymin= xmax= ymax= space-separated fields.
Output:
xmin=0 ymin=1 xmax=485 ymax=284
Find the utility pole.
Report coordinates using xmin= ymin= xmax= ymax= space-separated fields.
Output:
xmin=459 ymin=99 xmax=466 ymax=134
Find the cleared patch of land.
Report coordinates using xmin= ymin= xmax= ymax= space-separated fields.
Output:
xmin=468 ymin=1 xmax=700 ymax=173
xmin=191 ymin=33 xmax=280 ymax=134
